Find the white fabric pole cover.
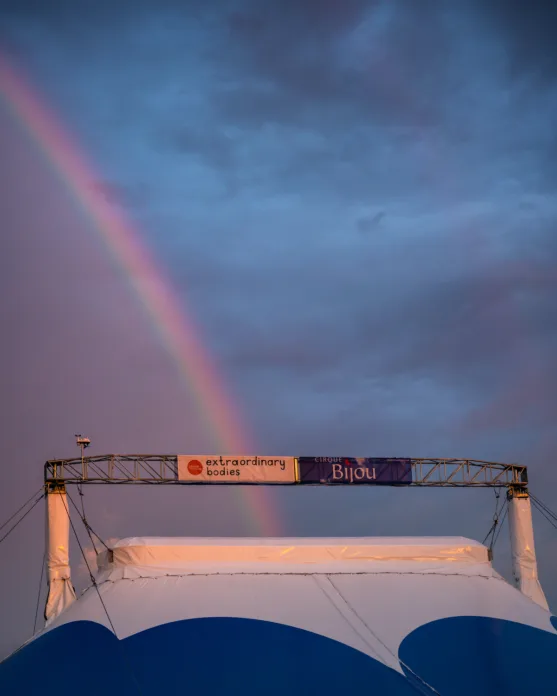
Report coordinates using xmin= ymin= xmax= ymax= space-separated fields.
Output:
xmin=508 ymin=492 xmax=548 ymax=610
xmin=44 ymin=488 xmax=76 ymax=625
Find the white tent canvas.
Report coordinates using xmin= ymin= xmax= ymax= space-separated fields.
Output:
xmin=3 ymin=535 xmax=556 ymax=695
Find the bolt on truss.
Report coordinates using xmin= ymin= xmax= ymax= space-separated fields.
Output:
xmin=44 ymin=455 xmax=528 ymax=488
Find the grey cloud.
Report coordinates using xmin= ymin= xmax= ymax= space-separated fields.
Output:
xmin=178 ymin=205 xmax=557 ymax=445
xmin=0 ymin=0 xmax=205 ymax=23
xmin=477 ymin=0 xmax=557 ymax=79
xmin=215 ymin=2 xmax=449 ymax=130
xmin=223 ymin=256 xmax=557 ymax=388
xmin=357 ymin=211 xmax=385 ymax=232
xmin=163 ymin=124 xmax=237 ymax=174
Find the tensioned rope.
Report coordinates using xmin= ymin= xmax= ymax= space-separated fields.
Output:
xmin=491 ymin=502 xmax=508 ymax=548
xmin=531 ymin=494 xmax=557 ymax=525
xmin=77 ymin=482 xmax=97 ymax=554
xmin=33 ymin=546 xmax=46 ymax=636
xmin=311 ymin=576 xmax=387 ymax=667
xmin=66 ymin=488 xmax=110 ymax=553
xmin=483 ymin=489 xmax=503 ymax=548
xmin=58 ymin=493 xmax=115 ymax=632
xmin=0 ymin=486 xmax=48 ymax=638
xmin=0 ymin=485 xmax=44 ymax=533
xmin=58 ymin=493 xmax=145 ymax=696
xmin=321 ymin=575 xmax=441 ymax=695
xmin=0 ymin=491 xmax=45 ymax=546
xmin=482 ymin=490 xmax=508 ymax=555
xmin=531 ymin=496 xmax=557 ymax=532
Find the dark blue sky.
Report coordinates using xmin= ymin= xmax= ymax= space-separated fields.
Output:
xmin=1 ymin=0 xmax=556 ymax=658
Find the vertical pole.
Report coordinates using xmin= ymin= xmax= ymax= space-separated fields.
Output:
xmin=507 ymin=486 xmax=548 ymax=610
xmin=44 ymin=482 xmax=77 ymax=624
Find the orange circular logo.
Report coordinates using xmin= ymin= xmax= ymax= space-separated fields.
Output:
xmin=187 ymin=459 xmax=203 ymax=476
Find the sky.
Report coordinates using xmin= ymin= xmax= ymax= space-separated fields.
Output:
xmin=1 ymin=0 xmax=556 ymax=659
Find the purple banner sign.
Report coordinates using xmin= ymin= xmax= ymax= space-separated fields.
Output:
xmin=298 ymin=457 xmax=413 ymax=484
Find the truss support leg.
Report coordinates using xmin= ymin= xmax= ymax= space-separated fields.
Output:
xmin=507 ymin=487 xmax=548 ymax=610
xmin=44 ymin=482 xmax=76 ymax=625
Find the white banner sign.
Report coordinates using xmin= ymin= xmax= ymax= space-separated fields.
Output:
xmin=177 ymin=455 xmax=296 ymax=483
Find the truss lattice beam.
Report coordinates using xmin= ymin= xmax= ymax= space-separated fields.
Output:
xmin=44 ymin=456 xmax=528 ymax=488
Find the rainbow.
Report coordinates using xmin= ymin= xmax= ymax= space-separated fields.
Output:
xmin=0 ymin=53 xmax=282 ymax=537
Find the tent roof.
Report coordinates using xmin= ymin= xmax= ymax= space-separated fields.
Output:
xmin=97 ymin=535 xmax=491 ymax=577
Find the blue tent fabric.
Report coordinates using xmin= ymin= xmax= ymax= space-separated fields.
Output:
xmin=2 ymin=615 xmax=557 ymax=695
xmin=399 ymin=616 xmax=557 ymax=695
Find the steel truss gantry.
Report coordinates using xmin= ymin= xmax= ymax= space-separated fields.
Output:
xmin=44 ymin=455 xmax=528 ymax=488
xmin=41 ymin=454 xmax=549 ymax=616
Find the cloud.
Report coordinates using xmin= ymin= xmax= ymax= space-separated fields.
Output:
xmin=2 ymin=0 xmax=555 ymax=456
xmin=357 ymin=211 xmax=385 ymax=233
xmin=476 ymin=0 xmax=557 ymax=80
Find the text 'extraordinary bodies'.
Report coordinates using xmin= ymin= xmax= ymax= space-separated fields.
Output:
xmin=206 ymin=457 xmax=288 ymax=470
xmin=177 ymin=455 xmax=296 ymax=483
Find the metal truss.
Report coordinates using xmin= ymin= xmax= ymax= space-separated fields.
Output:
xmin=409 ymin=458 xmax=527 ymax=487
xmin=44 ymin=455 xmax=528 ymax=488
xmin=45 ymin=455 xmax=178 ymax=484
